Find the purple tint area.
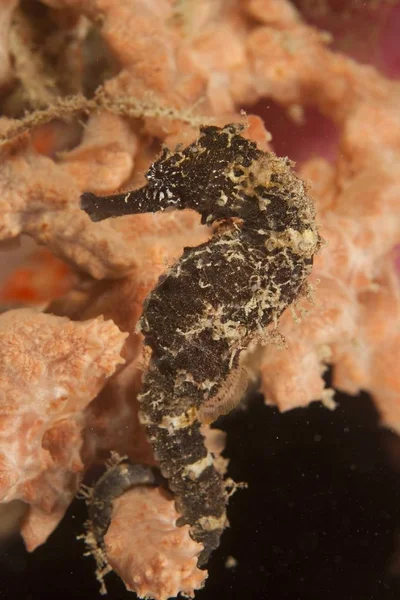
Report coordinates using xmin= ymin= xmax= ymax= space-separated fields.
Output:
xmin=293 ymin=0 xmax=400 ymax=79
xmin=378 ymin=3 xmax=400 ymax=78
xmin=244 ymin=3 xmax=400 ymax=165
xmin=245 ymin=100 xmax=339 ymax=164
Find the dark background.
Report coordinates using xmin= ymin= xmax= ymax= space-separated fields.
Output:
xmin=2 ymin=375 xmax=400 ymax=600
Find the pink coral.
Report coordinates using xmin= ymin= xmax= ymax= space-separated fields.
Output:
xmin=0 ymin=308 xmax=127 ymax=548
xmin=105 ymin=487 xmax=206 ymax=600
xmin=60 ymin=112 xmax=138 ymax=194
xmin=0 ymin=136 xmax=138 ymax=279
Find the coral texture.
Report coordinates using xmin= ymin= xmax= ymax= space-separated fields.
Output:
xmin=0 ymin=308 xmax=127 ymax=550
xmin=0 ymin=0 xmax=399 ymax=598
xmin=105 ymin=487 xmax=206 ymax=600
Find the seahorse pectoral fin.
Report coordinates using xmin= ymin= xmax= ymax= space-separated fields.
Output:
xmin=198 ymin=364 xmax=250 ymax=424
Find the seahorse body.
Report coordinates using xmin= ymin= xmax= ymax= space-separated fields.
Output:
xmin=81 ymin=124 xmax=321 ymax=564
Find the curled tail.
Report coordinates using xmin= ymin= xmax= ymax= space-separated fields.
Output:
xmin=138 ymin=361 xmax=227 ymax=564
xmin=89 ymin=462 xmax=161 ymax=544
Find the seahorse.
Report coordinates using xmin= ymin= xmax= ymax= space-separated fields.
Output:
xmin=81 ymin=123 xmax=321 ymax=565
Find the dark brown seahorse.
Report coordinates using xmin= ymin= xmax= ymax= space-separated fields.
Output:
xmin=81 ymin=123 xmax=321 ymax=565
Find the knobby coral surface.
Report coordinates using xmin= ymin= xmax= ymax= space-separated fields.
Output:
xmin=0 ymin=308 xmax=127 ymax=550
xmin=0 ymin=0 xmax=399 ymax=598
xmin=105 ymin=487 xmax=206 ymax=600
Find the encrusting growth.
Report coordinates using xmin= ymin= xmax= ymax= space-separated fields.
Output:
xmin=81 ymin=123 xmax=321 ymax=564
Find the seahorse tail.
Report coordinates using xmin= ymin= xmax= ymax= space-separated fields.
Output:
xmin=88 ymin=462 xmax=161 ymax=544
xmin=138 ymin=360 xmax=228 ymax=565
